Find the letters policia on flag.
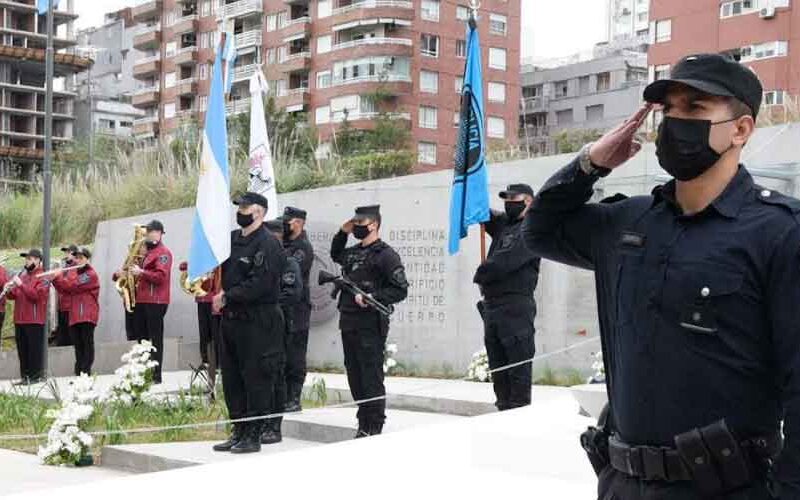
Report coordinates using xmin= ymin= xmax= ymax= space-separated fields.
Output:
xmin=188 ymin=42 xmax=232 ymax=281
xmin=448 ymin=16 xmax=490 ymax=256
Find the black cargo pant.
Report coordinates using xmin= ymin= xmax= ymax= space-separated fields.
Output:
xmin=15 ymin=324 xmax=44 ymax=381
xmin=221 ymin=305 xmax=285 ymax=431
xmin=481 ymin=297 xmax=536 ymax=411
xmin=56 ymin=311 xmax=72 ymax=346
xmin=285 ymin=327 xmax=309 ymax=401
xmin=341 ymin=311 xmax=388 ymax=428
xmin=197 ymin=302 xmax=215 ymax=366
xmin=598 ymin=466 xmax=777 ymax=499
xmin=70 ymin=322 xmax=95 ymax=376
xmin=133 ymin=303 xmax=167 ymax=383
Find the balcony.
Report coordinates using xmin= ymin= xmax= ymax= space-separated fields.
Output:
xmin=234 ymin=29 xmax=262 ymax=49
xmin=132 ymin=84 xmax=160 ymax=107
xmin=279 ymin=16 xmax=311 ymax=39
xmin=277 ymin=52 xmax=311 ymax=73
xmin=521 ymin=96 xmax=548 ymax=114
xmin=284 ymin=0 xmax=309 ymax=5
xmin=276 ymin=87 xmax=309 ymax=109
xmin=173 ymin=46 xmax=198 ymax=66
xmin=176 ymin=77 xmax=198 ymax=96
xmin=132 ymin=0 xmax=162 ymax=21
xmin=133 ymin=56 xmax=161 ymax=78
xmin=518 ymin=124 xmax=549 ymax=138
xmin=170 ymin=14 xmax=198 ymax=34
xmin=226 ymin=97 xmax=251 ymax=115
xmin=331 ymin=0 xmax=413 ymax=22
xmin=220 ymin=0 xmax=262 ymax=19
xmin=133 ymin=23 xmax=161 ymax=50
xmin=133 ymin=116 xmax=159 ymax=137
xmin=232 ymin=63 xmax=260 ymax=83
xmin=330 ymin=37 xmax=412 ymax=59
xmin=176 ymin=108 xmax=197 ymax=121
xmin=327 ymin=75 xmax=412 ymax=95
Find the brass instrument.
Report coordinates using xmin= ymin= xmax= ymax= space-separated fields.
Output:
xmin=179 ymin=263 xmax=211 ymax=298
xmin=114 ymin=224 xmax=148 ymax=313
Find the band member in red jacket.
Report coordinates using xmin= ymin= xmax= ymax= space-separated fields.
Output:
xmin=52 ymin=244 xmax=77 ymax=346
xmin=128 ymin=220 xmax=172 ymax=384
xmin=5 ymin=249 xmax=50 ymax=385
xmin=180 ymin=262 xmax=221 ymax=370
xmin=0 ymin=259 xmax=8 ymax=335
xmin=53 ymin=248 xmax=99 ymax=376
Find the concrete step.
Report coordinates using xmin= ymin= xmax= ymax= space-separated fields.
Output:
xmin=100 ymin=437 xmax=319 ymax=474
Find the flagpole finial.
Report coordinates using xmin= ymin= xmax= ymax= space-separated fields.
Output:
xmin=468 ymin=0 xmax=480 ymax=27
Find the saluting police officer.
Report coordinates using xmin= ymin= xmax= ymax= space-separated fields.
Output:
xmin=213 ymin=193 xmax=287 ymax=454
xmin=474 ymin=184 xmax=540 ymax=411
xmin=281 ymin=206 xmax=314 ymax=411
xmin=330 ymin=205 xmax=408 ymax=437
xmin=524 ymin=54 xmax=800 ymax=498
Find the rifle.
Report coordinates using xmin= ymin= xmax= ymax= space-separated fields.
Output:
xmin=318 ymin=270 xmax=394 ymax=317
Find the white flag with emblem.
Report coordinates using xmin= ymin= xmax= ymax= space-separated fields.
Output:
xmin=247 ymin=69 xmax=279 ymax=220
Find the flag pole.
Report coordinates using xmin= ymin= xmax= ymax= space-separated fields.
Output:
xmin=468 ymin=0 xmax=487 ymax=264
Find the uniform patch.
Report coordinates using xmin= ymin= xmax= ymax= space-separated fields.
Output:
xmin=620 ymin=231 xmax=645 ymax=247
xmin=391 ymin=267 xmax=408 ymax=287
xmin=293 ymin=249 xmax=305 ymax=263
xmin=78 ymin=273 xmax=90 ymax=284
xmin=159 ymin=255 xmax=169 ymax=265
xmin=254 ymin=251 xmax=265 ymax=267
xmin=283 ymin=272 xmax=296 ymax=285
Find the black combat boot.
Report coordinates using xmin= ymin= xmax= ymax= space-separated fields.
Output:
xmin=261 ymin=418 xmax=283 ymax=445
xmin=212 ymin=424 xmax=243 ymax=452
xmin=230 ymin=423 xmax=261 ymax=454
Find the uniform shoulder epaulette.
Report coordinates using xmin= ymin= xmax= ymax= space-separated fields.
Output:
xmin=600 ymin=193 xmax=629 ymax=204
xmin=755 ymin=187 xmax=800 ymax=215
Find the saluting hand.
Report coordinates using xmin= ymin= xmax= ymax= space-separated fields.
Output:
xmin=341 ymin=220 xmax=354 ymax=234
xmin=589 ymin=104 xmax=652 ymax=170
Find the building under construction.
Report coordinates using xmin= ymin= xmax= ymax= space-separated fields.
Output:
xmin=0 ymin=0 xmax=90 ymax=188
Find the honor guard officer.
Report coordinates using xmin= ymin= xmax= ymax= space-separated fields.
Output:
xmin=330 ymin=205 xmax=408 ymax=437
xmin=280 ymin=206 xmax=314 ymax=411
xmin=474 ymin=184 xmax=540 ymax=411
xmin=213 ymin=193 xmax=287 ymax=454
xmin=129 ymin=220 xmax=172 ymax=384
xmin=524 ymin=54 xmax=800 ymax=498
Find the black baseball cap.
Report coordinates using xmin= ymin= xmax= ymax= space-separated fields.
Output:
xmin=233 ymin=192 xmax=269 ymax=209
xmin=20 ymin=249 xmax=42 ymax=259
xmin=352 ymin=205 xmax=380 ymax=222
xmin=60 ymin=244 xmax=78 ymax=253
xmin=643 ymin=53 xmax=763 ymax=118
xmin=145 ymin=219 xmax=165 ymax=233
xmin=265 ymin=218 xmax=284 ymax=233
xmin=74 ymin=247 xmax=92 ymax=259
xmin=499 ymin=184 xmax=534 ymax=199
xmin=283 ymin=206 xmax=307 ymax=220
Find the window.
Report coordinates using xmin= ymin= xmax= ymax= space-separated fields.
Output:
xmin=164 ymin=102 xmax=176 ymax=119
xmin=318 ymin=0 xmax=331 ymax=18
xmin=267 ymin=48 xmax=276 ymax=64
xmin=418 ymin=142 xmax=437 ymax=165
xmin=419 ymin=105 xmax=437 ymax=129
xmin=489 ymin=14 xmax=507 ymax=35
xmin=655 ymin=64 xmax=670 ymax=80
xmin=487 ymin=117 xmax=505 ymax=138
xmin=120 ymin=121 xmax=133 ymax=128
xmin=578 ymin=76 xmax=590 ymax=95
xmin=199 ymin=95 xmax=208 ymax=111
xmin=455 ymin=76 xmax=464 ymax=93
xmin=720 ymin=0 xmax=756 ymax=18
xmin=199 ymin=63 xmax=208 ymax=80
xmin=453 ymin=111 xmax=460 ymax=127
xmin=637 ymin=11 xmax=647 ymax=23
xmin=317 ymin=35 xmax=332 ymax=54
xmin=421 ymin=0 xmax=440 ymax=21
xmin=488 ymin=82 xmax=505 ymax=102
xmin=456 ymin=5 xmax=470 ymax=20
xmin=166 ymin=41 xmax=177 ymax=56
xmin=654 ymin=19 xmax=671 ymax=43
xmin=420 ymin=70 xmax=438 ymax=93
xmin=456 ymin=39 xmax=466 ymax=58
xmin=315 ymin=105 xmax=330 ymax=124
xmin=317 ymin=70 xmax=331 ymax=89
xmin=201 ymin=0 xmax=210 ymax=16
xmin=596 ymin=72 xmax=611 ymax=92
xmin=488 ymin=48 xmax=506 ymax=70
xmin=267 ymin=14 xmax=278 ymax=32
xmin=554 ymin=80 xmax=568 ymax=98
xmin=556 ymin=109 xmax=573 ymax=125
xmin=421 ymin=34 xmax=439 ymax=57
xmin=764 ymin=90 xmax=786 ymax=106
xmin=741 ymin=41 xmax=789 ymax=62
xmin=586 ymin=104 xmax=604 ymax=122
xmin=165 ymin=72 xmax=176 ymax=88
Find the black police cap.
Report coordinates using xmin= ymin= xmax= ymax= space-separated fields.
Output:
xmin=233 ymin=192 xmax=269 ymax=210
xmin=643 ymin=53 xmax=763 ymax=118
xmin=20 ymin=248 xmax=42 ymax=259
xmin=499 ymin=184 xmax=534 ymax=199
xmin=145 ymin=219 xmax=165 ymax=233
xmin=60 ymin=244 xmax=78 ymax=253
xmin=283 ymin=206 xmax=307 ymax=220
xmin=265 ymin=218 xmax=284 ymax=232
xmin=352 ymin=205 xmax=380 ymax=221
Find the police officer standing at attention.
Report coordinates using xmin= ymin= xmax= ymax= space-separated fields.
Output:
xmin=331 ymin=205 xmax=408 ymax=437
xmin=524 ymin=54 xmax=800 ymax=498
xmin=212 ymin=193 xmax=286 ymax=454
xmin=281 ymin=206 xmax=314 ymax=411
xmin=474 ymin=184 xmax=540 ymax=411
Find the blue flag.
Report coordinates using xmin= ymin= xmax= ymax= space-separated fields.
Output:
xmin=448 ymin=17 xmax=490 ymax=255
xmin=37 ymin=0 xmax=59 ymax=14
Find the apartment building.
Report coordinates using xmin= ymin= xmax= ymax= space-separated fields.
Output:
xmin=0 ymin=0 xmax=88 ymax=182
xmin=130 ymin=0 xmax=520 ymax=172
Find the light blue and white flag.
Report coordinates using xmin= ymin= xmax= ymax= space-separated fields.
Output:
xmin=222 ymin=32 xmax=238 ymax=94
xmin=37 ymin=0 xmax=59 ymax=14
xmin=188 ymin=44 xmax=231 ymax=281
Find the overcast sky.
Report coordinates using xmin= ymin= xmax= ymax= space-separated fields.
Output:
xmin=73 ymin=0 xmax=609 ymax=60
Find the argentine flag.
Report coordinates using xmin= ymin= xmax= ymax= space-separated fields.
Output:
xmin=222 ymin=32 xmax=237 ymax=94
xmin=188 ymin=41 xmax=231 ymax=281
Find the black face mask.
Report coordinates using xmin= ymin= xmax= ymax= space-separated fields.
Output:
xmin=145 ymin=240 xmax=159 ymax=249
xmin=352 ymin=224 xmax=371 ymax=240
xmin=656 ymin=116 xmax=737 ymax=181
xmin=504 ymin=201 xmax=526 ymax=220
xmin=236 ymin=213 xmax=255 ymax=228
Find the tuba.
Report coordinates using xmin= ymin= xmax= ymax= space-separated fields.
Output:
xmin=114 ymin=224 xmax=148 ymax=313
xmin=178 ymin=261 xmax=211 ymax=298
